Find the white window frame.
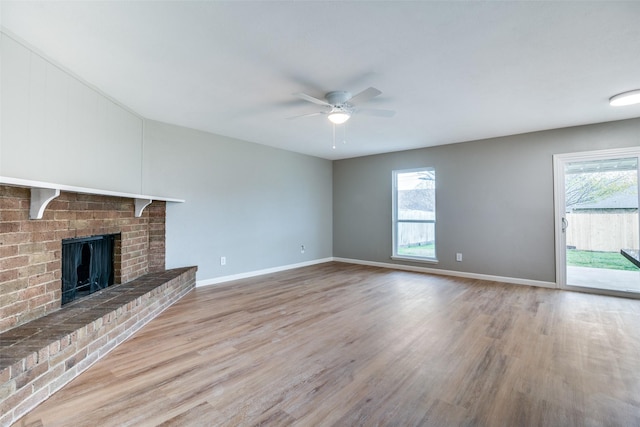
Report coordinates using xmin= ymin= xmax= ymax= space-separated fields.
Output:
xmin=392 ymin=167 xmax=438 ymax=263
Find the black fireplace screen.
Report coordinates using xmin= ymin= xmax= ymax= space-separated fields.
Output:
xmin=61 ymin=234 xmax=116 ymax=305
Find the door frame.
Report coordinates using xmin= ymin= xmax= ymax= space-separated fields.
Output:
xmin=553 ymin=146 xmax=640 ymax=292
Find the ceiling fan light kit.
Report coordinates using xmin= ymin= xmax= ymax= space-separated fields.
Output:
xmin=292 ymin=86 xmax=395 ymax=124
xmin=609 ymin=89 xmax=640 ymax=106
xmin=328 ymin=111 xmax=351 ymax=124
xmin=291 ymin=86 xmax=396 ymax=148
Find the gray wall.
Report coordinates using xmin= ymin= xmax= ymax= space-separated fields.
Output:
xmin=142 ymin=120 xmax=333 ymax=281
xmin=333 ymin=118 xmax=640 ymax=283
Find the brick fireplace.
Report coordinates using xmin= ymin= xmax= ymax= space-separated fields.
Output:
xmin=0 ymin=185 xmax=166 ymax=334
xmin=0 ymin=184 xmax=196 ymax=426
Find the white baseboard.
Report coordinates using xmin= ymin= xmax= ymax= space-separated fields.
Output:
xmin=197 ymin=256 xmax=557 ymax=290
xmin=196 ymin=258 xmax=334 ymax=287
xmin=333 ymin=257 xmax=558 ymax=289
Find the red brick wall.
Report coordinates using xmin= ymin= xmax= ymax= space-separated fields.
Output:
xmin=0 ymin=185 xmax=166 ymax=333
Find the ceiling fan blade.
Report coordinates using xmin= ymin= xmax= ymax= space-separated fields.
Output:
xmin=294 ymin=92 xmax=331 ymax=106
xmin=286 ymin=111 xmax=326 ymax=120
xmin=348 ymin=87 xmax=382 ymax=105
xmin=356 ymin=108 xmax=396 ymax=118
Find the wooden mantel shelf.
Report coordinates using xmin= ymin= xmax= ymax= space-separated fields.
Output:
xmin=0 ymin=176 xmax=184 ymax=219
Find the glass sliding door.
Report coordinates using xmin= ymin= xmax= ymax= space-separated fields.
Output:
xmin=555 ymin=149 xmax=640 ymax=294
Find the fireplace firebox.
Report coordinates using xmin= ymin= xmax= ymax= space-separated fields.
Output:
xmin=61 ymin=234 xmax=117 ymax=305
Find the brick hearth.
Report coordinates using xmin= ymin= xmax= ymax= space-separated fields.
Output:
xmin=0 ymin=266 xmax=196 ymax=426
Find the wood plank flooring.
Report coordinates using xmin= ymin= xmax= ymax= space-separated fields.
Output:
xmin=13 ymin=262 xmax=640 ymax=426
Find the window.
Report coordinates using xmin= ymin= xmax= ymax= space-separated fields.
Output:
xmin=392 ymin=168 xmax=436 ymax=261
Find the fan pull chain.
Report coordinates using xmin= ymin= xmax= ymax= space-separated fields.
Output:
xmin=332 ymin=123 xmax=336 ymax=149
xmin=342 ymin=123 xmax=347 ymax=145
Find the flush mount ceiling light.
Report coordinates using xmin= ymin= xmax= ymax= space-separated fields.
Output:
xmin=609 ymin=89 xmax=640 ymax=107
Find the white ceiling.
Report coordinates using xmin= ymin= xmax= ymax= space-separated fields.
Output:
xmin=2 ymin=1 xmax=640 ymax=160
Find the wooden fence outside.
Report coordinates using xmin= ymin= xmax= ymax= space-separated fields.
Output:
xmin=566 ymin=212 xmax=639 ymax=252
xmin=397 ymin=222 xmax=435 ymax=246
xmin=397 ymin=210 xmax=435 ymax=246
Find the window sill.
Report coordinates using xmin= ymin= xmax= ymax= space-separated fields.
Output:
xmin=391 ymin=256 xmax=439 ymax=264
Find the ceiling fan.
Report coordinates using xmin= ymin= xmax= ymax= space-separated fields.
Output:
xmin=290 ymin=87 xmax=395 ymax=124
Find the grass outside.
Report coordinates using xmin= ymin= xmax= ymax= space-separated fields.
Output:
xmin=567 ymin=249 xmax=640 ymax=271
xmin=397 ymin=242 xmax=435 ymax=258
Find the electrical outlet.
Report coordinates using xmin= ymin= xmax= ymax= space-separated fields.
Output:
xmin=456 ymin=253 xmax=462 ymax=262
xmin=220 ymin=256 xmax=226 ymax=266
xmin=301 ymin=245 xmax=305 ymax=254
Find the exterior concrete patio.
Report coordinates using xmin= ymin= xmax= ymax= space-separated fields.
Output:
xmin=568 ymin=265 xmax=640 ymax=294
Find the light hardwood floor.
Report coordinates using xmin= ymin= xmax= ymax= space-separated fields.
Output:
xmin=14 ymin=262 xmax=640 ymax=426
